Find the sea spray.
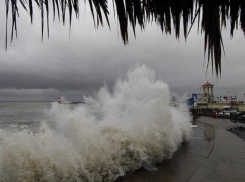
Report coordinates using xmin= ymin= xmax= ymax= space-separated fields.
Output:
xmin=0 ymin=65 xmax=192 ymax=181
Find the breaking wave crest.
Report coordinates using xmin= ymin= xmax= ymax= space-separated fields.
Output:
xmin=0 ymin=65 xmax=192 ymax=181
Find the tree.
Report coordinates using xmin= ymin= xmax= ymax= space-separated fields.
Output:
xmin=5 ymin=0 xmax=245 ymax=76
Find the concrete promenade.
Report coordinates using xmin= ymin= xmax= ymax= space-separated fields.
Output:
xmin=119 ymin=117 xmax=245 ymax=182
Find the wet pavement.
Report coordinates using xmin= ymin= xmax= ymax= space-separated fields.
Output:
xmin=118 ymin=117 xmax=245 ymax=182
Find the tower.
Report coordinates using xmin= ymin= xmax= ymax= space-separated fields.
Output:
xmin=202 ymin=81 xmax=214 ymax=102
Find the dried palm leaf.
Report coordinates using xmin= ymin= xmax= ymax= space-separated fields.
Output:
xmin=5 ymin=0 xmax=245 ymax=76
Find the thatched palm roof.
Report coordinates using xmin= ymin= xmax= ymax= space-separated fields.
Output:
xmin=5 ymin=0 xmax=245 ymax=76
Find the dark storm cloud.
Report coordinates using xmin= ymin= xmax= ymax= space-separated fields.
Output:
xmin=0 ymin=2 xmax=245 ymax=101
xmin=0 ymin=71 xmax=104 ymax=91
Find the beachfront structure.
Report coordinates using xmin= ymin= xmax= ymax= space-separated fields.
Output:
xmin=201 ymin=81 xmax=214 ymax=102
xmin=194 ymin=82 xmax=245 ymax=111
xmin=215 ymin=95 xmax=238 ymax=103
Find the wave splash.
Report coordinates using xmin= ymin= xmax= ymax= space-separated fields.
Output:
xmin=0 ymin=65 xmax=191 ymax=181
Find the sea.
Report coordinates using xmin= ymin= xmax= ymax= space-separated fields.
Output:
xmin=0 ymin=102 xmax=52 ymax=133
xmin=0 ymin=65 xmax=193 ymax=181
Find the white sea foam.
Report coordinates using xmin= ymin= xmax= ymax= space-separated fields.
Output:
xmin=0 ymin=65 xmax=192 ymax=181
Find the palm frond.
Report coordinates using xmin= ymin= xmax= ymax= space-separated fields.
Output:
xmin=5 ymin=0 xmax=245 ymax=76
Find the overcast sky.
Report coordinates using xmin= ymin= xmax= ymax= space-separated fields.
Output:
xmin=0 ymin=1 xmax=245 ymax=101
